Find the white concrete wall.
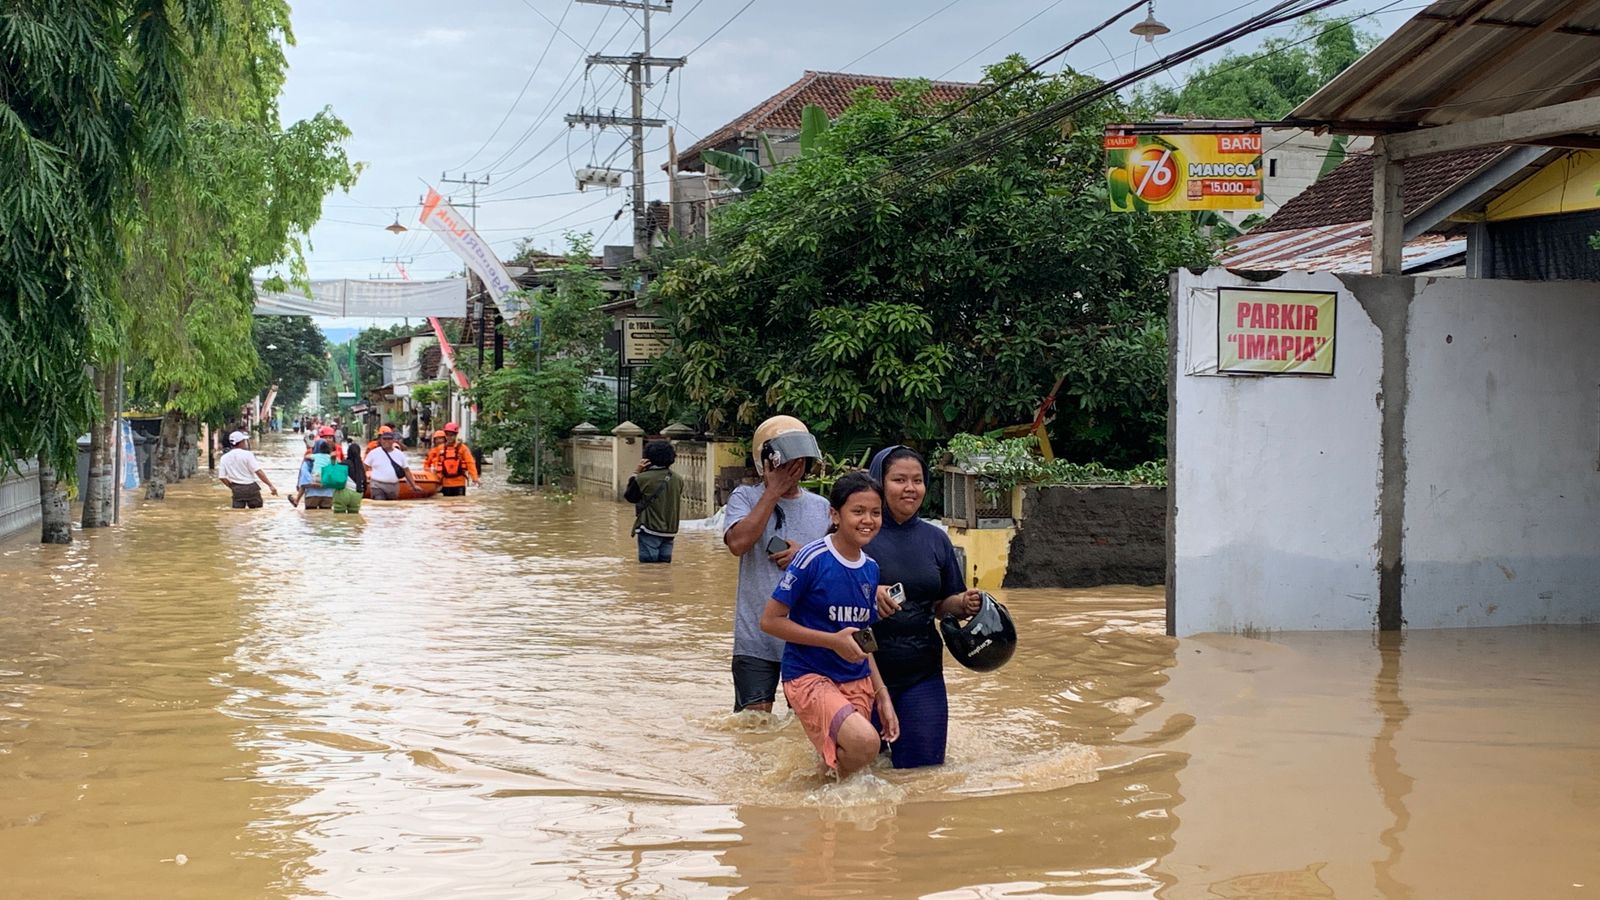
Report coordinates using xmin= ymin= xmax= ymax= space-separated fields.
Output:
xmin=1402 ymin=277 xmax=1600 ymax=627
xmin=1172 ymin=269 xmax=1383 ymax=635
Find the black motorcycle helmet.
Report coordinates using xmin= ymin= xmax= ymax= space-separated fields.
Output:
xmin=940 ymin=592 xmax=1017 ymax=672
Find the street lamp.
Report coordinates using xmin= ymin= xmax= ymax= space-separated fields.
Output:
xmin=386 ymin=208 xmax=408 ymax=234
xmin=1130 ymin=1 xmax=1170 ymax=42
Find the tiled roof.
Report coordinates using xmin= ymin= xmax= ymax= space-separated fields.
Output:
xmin=676 ymin=70 xmax=978 ymax=170
xmin=1258 ymin=145 xmax=1508 ymax=232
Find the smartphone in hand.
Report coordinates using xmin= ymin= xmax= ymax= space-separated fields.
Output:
xmin=885 ymin=582 xmax=906 ymax=611
xmin=852 ymin=628 xmax=879 ymax=653
xmin=765 ymin=535 xmax=790 ymax=555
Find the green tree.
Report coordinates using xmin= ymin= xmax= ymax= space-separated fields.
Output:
xmin=470 ymin=233 xmax=613 ymax=484
xmin=253 ymin=316 xmax=329 ymax=413
xmin=2 ymin=1 xmax=223 ymax=540
xmin=121 ymin=0 xmax=359 ymax=501
xmin=1135 ymin=14 xmax=1375 ymax=120
xmin=638 ymin=60 xmax=1216 ymax=464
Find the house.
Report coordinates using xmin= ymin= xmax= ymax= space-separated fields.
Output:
xmin=1169 ymin=0 xmax=1600 ymax=636
xmin=364 ymin=331 xmax=442 ymax=440
xmin=669 ymin=70 xmax=979 ymax=238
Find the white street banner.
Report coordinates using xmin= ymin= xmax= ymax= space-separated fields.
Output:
xmin=252 ymin=278 xmax=466 ymax=318
xmin=419 ymin=187 xmax=523 ymax=320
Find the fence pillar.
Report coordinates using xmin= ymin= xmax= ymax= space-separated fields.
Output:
xmin=612 ymin=421 xmax=646 ymax=501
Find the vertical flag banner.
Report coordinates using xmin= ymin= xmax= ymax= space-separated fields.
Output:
xmin=120 ymin=420 xmax=141 ymax=489
xmin=419 ymin=187 xmax=523 ymax=318
xmin=1217 ymin=287 xmax=1337 ymax=376
xmin=1105 ymin=127 xmax=1264 ymax=212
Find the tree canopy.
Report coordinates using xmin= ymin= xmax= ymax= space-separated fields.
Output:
xmin=1 ymin=1 xmax=220 ymax=472
xmin=253 ymin=316 xmax=328 ymax=413
xmin=1136 ymin=14 xmax=1375 ymax=120
xmin=638 ymin=59 xmax=1217 ymax=464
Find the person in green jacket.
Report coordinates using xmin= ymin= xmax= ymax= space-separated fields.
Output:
xmin=624 ymin=440 xmax=684 ymax=563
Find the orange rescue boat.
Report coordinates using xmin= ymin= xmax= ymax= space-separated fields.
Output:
xmin=364 ymin=470 xmax=442 ymax=500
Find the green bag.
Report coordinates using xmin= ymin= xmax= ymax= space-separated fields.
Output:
xmin=318 ymin=462 xmax=349 ymax=488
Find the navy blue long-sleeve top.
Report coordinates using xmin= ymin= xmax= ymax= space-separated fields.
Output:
xmin=865 ymin=513 xmax=966 ymax=691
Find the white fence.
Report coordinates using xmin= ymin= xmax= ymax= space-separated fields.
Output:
xmin=0 ymin=461 xmax=41 ymax=542
xmin=567 ymin=431 xmax=743 ymax=520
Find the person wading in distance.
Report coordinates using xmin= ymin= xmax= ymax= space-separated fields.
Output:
xmin=722 ymin=415 xmax=830 ymax=713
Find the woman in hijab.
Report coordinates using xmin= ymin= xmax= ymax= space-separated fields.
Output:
xmin=864 ymin=445 xmax=982 ymax=768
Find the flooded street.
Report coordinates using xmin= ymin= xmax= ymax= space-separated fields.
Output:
xmin=1 ymin=434 xmax=1597 ymax=898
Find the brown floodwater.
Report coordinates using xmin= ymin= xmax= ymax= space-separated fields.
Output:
xmin=0 ymin=433 xmax=1596 ymax=898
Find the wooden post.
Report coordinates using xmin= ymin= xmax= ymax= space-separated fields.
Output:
xmin=1372 ymin=137 xmax=1404 ymax=276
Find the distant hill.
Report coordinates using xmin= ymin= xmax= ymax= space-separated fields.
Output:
xmin=319 ymin=327 xmax=361 ymax=345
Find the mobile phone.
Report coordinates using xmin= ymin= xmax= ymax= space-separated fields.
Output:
xmin=885 ymin=583 xmax=906 ymax=610
xmin=852 ymin=628 xmax=879 ymax=653
xmin=765 ymin=535 xmax=790 ymax=555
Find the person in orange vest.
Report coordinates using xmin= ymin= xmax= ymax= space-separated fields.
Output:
xmin=426 ymin=421 xmax=479 ymax=496
xmin=365 ymin=424 xmax=395 ymax=453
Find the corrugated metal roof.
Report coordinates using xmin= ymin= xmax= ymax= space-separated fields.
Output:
xmin=1221 ymin=224 xmax=1465 ymax=273
xmin=1291 ymin=0 xmax=1600 ymax=132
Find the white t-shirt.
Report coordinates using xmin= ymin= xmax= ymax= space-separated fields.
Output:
xmin=217 ymin=448 xmax=262 ymax=485
xmin=364 ymin=446 xmax=409 ymax=484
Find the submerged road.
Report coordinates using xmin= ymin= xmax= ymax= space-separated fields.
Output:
xmin=0 ymin=433 xmax=1596 ymax=898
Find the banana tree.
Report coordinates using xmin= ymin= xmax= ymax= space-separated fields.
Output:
xmin=700 ymin=105 xmax=831 ymax=193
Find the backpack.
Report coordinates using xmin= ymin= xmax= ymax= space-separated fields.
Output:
xmin=440 ymin=444 xmax=464 ymax=477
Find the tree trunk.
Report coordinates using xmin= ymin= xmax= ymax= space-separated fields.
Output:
xmin=82 ymin=367 xmax=117 ymax=528
xmin=145 ymin=408 xmax=183 ymax=500
xmin=38 ymin=454 xmax=72 ymax=544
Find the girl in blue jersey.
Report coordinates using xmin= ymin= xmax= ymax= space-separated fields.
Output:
xmin=760 ymin=472 xmax=900 ymax=776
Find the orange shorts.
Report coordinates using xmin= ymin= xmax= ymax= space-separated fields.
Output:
xmin=782 ymin=673 xmax=876 ymax=770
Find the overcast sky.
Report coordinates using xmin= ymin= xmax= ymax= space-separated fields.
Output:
xmin=278 ymin=0 xmax=1417 ymax=286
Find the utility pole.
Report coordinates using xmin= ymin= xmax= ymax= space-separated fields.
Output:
xmin=567 ymin=0 xmax=683 ymax=260
xmin=439 ymin=172 xmax=489 ymax=230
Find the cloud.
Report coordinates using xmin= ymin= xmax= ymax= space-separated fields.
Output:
xmin=408 ymin=27 xmax=472 ymax=48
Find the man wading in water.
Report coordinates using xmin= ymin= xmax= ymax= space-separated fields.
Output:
xmin=722 ymin=416 xmax=830 ymax=712
xmin=364 ymin=431 xmax=420 ymax=501
xmin=216 ymin=431 xmax=278 ymax=508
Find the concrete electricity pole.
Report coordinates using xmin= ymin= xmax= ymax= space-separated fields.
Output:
xmin=566 ymin=0 xmax=684 ymax=260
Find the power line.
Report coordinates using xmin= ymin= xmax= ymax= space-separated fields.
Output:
xmin=452 ymin=1 xmax=576 ymax=172
xmin=682 ymin=0 xmax=759 ymax=57
xmin=837 ymin=0 xmax=967 ymax=72
xmin=936 ymin=0 xmax=1073 ymax=80
xmin=688 ymin=0 xmax=1360 ymax=279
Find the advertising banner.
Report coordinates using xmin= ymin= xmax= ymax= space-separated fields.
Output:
xmin=1105 ymin=128 xmax=1264 ymax=212
xmin=1217 ymin=287 xmax=1336 ymax=376
xmin=623 ymin=317 xmax=671 ymax=366
xmin=419 ymin=187 xmax=523 ymax=319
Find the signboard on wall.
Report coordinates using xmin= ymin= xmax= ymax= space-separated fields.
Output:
xmin=1105 ymin=128 xmax=1264 ymax=212
xmin=623 ymin=317 xmax=671 ymax=366
xmin=1217 ymin=287 xmax=1336 ymax=376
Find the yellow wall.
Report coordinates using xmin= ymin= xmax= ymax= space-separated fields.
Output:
xmin=1487 ymin=151 xmax=1600 ymax=222
xmin=947 ymin=526 xmax=1013 ymax=592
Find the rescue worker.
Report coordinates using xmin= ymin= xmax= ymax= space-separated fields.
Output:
xmin=427 ymin=422 xmax=479 ymax=497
